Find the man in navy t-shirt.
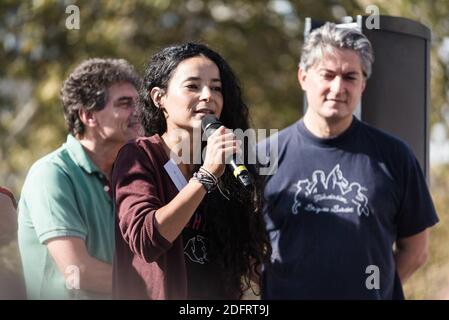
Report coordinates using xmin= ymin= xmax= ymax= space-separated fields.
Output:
xmin=259 ymin=22 xmax=438 ymax=299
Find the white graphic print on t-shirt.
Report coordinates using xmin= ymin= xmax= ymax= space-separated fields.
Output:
xmin=184 ymin=235 xmax=208 ymax=264
xmin=291 ymin=164 xmax=370 ymax=217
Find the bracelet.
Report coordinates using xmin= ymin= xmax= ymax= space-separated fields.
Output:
xmin=190 ymin=167 xmax=218 ymax=193
xmin=190 ymin=167 xmax=231 ymax=201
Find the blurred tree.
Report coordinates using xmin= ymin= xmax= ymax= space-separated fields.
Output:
xmin=1 ymin=0 xmax=368 ymax=194
xmin=357 ymin=0 xmax=449 ymax=129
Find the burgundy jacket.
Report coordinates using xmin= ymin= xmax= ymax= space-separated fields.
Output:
xmin=112 ymin=135 xmax=187 ymax=299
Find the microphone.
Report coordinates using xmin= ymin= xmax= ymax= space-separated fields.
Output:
xmin=201 ymin=115 xmax=254 ymax=189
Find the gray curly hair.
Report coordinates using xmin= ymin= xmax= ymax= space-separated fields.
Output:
xmin=299 ymin=22 xmax=374 ymax=79
xmin=61 ymin=58 xmax=140 ymax=137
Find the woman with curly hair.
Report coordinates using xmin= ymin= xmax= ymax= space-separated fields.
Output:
xmin=111 ymin=42 xmax=270 ymax=299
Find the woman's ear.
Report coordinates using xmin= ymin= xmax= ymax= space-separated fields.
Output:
xmin=150 ymin=87 xmax=165 ymax=108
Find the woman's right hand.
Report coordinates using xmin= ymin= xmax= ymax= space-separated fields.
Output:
xmin=202 ymin=126 xmax=240 ymax=178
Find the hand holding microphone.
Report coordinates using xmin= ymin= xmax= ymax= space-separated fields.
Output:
xmin=201 ymin=115 xmax=254 ymax=189
xmin=201 ymin=125 xmax=239 ymax=179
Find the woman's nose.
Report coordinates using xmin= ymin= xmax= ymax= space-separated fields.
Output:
xmin=199 ymin=86 xmax=212 ymax=101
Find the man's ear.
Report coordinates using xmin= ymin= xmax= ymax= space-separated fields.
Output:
xmin=298 ymin=68 xmax=308 ymax=91
xmin=361 ymin=79 xmax=367 ymax=93
xmin=150 ymin=87 xmax=165 ymax=108
xmin=78 ymin=108 xmax=97 ymax=128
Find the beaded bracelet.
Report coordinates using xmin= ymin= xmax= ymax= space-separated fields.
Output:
xmin=190 ymin=167 xmax=230 ymax=200
xmin=191 ymin=168 xmax=218 ymax=193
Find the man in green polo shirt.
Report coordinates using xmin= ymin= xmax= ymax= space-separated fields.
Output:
xmin=18 ymin=58 xmax=140 ymax=299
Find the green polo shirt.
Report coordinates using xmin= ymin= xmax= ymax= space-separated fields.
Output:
xmin=18 ymin=134 xmax=114 ymax=300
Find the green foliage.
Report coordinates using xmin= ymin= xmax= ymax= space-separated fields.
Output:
xmin=1 ymin=0 xmax=370 ymax=194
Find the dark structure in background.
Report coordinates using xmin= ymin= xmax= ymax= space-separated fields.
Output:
xmin=304 ymin=15 xmax=431 ymax=178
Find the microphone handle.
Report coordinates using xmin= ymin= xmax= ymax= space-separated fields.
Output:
xmin=203 ymin=121 xmax=254 ymax=188
xmin=228 ymin=159 xmax=253 ymax=188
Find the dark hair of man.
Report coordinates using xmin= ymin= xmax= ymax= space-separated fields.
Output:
xmin=140 ymin=43 xmax=271 ymax=297
xmin=61 ymin=58 xmax=140 ymax=137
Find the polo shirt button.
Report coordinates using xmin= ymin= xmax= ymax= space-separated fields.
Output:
xmin=104 ymin=185 xmax=110 ymax=192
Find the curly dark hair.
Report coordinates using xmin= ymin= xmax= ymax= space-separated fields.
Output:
xmin=61 ymin=58 xmax=140 ymax=137
xmin=140 ymin=42 xmax=271 ymax=298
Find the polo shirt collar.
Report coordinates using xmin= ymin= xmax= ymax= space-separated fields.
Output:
xmin=65 ymin=134 xmax=102 ymax=175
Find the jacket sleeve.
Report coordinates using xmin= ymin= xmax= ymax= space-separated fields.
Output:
xmin=112 ymin=141 xmax=172 ymax=263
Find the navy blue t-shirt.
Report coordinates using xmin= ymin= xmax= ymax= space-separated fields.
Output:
xmin=259 ymin=117 xmax=438 ymax=299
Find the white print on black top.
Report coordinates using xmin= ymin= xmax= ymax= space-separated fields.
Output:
xmin=184 ymin=235 xmax=208 ymax=264
xmin=185 ymin=211 xmax=206 ymax=232
xmin=292 ymin=164 xmax=370 ymax=217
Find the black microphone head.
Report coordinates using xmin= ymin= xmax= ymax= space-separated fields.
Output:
xmin=201 ymin=115 xmax=221 ymax=132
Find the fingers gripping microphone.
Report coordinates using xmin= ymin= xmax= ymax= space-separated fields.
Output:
xmin=201 ymin=115 xmax=254 ymax=189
